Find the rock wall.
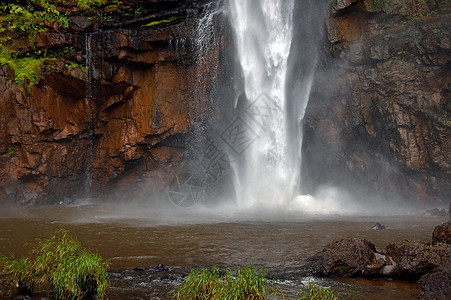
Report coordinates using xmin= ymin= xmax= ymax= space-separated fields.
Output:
xmin=1 ymin=0 xmax=449 ymax=205
xmin=0 ymin=0 xmax=230 ymax=204
xmin=302 ymin=0 xmax=450 ymax=203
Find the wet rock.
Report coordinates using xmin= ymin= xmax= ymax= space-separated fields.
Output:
xmin=69 ymin=16 xmax=93 ymax=31
xmin=384 ymin=240 xmax=451 ymax=278
xmin=432 ymin=222 xmax=451 ymax=244
xmin=305 ymin=237 xmax=451 ymax=280
xmin=418 ymin=267 xmax=451 ymax=300
xmin=307 ymin=238 xmax=381 ymax=277
xmin=303 ymin=4 xmax=451 ymax=203
xmin=0 ymin=0 xmax=230 ymax=204
xmin=372 ymin=223 xmax=386 ymax=230
xmin=156 ymin=263 xmax=169 ymax=271
xmin=322 ymin=238 xmax=375 ymax=276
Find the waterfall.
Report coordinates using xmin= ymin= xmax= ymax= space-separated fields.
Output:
xmin=227 ymin=0 xmax=322 ymax=208
xmin=83 ymin=33 xmax=95 ymax=200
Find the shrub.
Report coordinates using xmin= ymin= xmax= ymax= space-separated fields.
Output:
xmin=172 ymin=265 xmax=271 ymax=300
xmin=298 ymin=283 xmax=338 ymax=300
xmin=0 ymin=49 xmax=47 ymax=92
xmin=33 ymin=229 xmax=109 ymax=300
xmin=0 ymin=229 xmax=109 ymax=300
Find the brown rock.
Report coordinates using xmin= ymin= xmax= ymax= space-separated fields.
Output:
xmin=432 ymin=222 xmax=451 ymax=244
xmin=322 ymin=238 xmax=376 ymax=277
xmin=418 ymin=267 xmax=451 ymax=300
xmin=0 ymin=1 xmax=229 ymax=204
xmin=384 ymin=240 xmax=451 ymax=278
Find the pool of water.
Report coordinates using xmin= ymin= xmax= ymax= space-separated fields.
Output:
xmin=0 ymin=203 xmax=446 ymax=299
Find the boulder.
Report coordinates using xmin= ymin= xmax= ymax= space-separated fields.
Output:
xmin=305 ymin=238 xmax=451 ymax=279
xmin=306 ymin=238 xmax=388 ymax=277
xmin=432 ymin=222 xmax=451 ymax=244
xmin=418 ymin=267 xmax=451 ymax=300
xmin=322 ymin=238 xmax=375 ymax=277
xmin=384 ymin=240 xmax=451 ymax=278
xmin=372 ymin=222 xmax=386 ymax=230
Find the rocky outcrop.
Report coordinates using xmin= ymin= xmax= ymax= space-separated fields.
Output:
xmin=0 ymin=0 xmax=230 ymax=204
xmin=302 ymin=0 xmax=450 ymax=203
xmin=305 ymin=238 xmax=451 ymax=279
xmin=304 ymin=222 xmax=451 ymax=297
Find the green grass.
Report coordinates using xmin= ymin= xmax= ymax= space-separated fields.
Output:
xmin=298 ymin=283 xmax=338 ymax=300
xmin=172 ymin=265 xmax=271 ymax=300
xmin=0 ymin=255 xmax=35 ymax=296
xmin=0 ymin=229 xmax=109 ymax=299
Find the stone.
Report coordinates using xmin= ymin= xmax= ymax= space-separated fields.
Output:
xmin=418 ymin=267 xmax=451 ymax=300
xmin=372 ymin=222 xmax=386 ymax=230
xmin=432 ymin=222 xmax=451 ymax=244
xmin=314 ymin=238 xmax=379 ymax=277
xmin=384 ymin=240 xmax=451 ymax=278
xmin=69 ymin=16 xmax=93 ymax=31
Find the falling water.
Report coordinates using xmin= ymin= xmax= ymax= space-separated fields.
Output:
xmin=83 ymin=33 xmax=95 ymax=200
xmin=228 ymin=0 xmax=321 ymax=209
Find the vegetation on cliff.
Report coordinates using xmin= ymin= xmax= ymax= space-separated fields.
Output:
xmin=0 ymin=0 xmax=120 ymax=91
xmin=0 ymin=229 xmax=109 ymax=299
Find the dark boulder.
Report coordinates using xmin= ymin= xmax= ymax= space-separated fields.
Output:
xmin=432 ymin=222 xmax=451 ymax=244
xmin=418 ymin=267 xmax=451 ymax=300
xmin=306 ymin=238 xmax=385 ymax=277
xmin=372 ymin=223 xmax=386 ymax=230
xmin=304 ymin=238 xmax=451 ymax=279
xmin=384 ymin=240 xmax=451 ymax=279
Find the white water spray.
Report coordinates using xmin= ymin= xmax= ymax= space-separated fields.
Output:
xmin=228 ymin=0 xmax=318 ymax=209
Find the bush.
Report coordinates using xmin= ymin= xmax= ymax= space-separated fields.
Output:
xmin=0 ymin=229 xmax=109 ymax=300
xmin=172 ymin=265 xmax=271 ymax=300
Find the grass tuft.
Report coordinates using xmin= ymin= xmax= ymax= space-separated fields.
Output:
xmin=0 ymin=229 xmax=109 ymax=299
xmin=172 ymin=265 xmax=271 ymax=300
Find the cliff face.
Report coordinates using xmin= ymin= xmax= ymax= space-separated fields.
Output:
xmin=302 ymin=0 xmax=450 ymax=203
xmin=0 ymin=0 xmax=229 ymax=204
xmin=0 ymin=0 xmax=449 ymax=205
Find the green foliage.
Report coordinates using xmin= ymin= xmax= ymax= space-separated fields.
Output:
xmin=0 ymin=49 xmax=47 ymax=92
xmin=0 ymin=229 xmax=109 ymax=299
xmin=142 ymin=16 xmax=179 ymax=27
xmin=0 ymin=1 xmax=70 ymax=45
xmin=33 ymin=229 xmax=109 ymax=300
xmin=0 ymin=255 xmax=35 ymax=296
xmin=0 ymin=46 xmax=86 ymax=91
xmin=172 ymin=265 xmax=271 ymax=300
xmin=298 ymin=283 xmax=338 ymax=300
xmin=7 ymin=148 xmax=16 ymax=155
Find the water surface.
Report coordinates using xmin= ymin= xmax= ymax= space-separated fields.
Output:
xmin=0 ymin=203 xmax=445 ymax=299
